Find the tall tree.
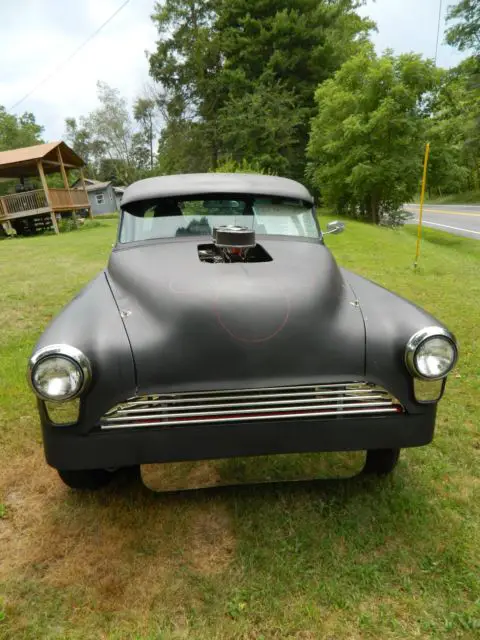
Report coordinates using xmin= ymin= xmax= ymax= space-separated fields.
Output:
xmin=428 ymin=57 xmax=480 ymax=192
xmin=444 ymin=1 xmax=480 ymax=191
xmin=156 ymin=119 xmax=212 ymax=175
xmin=133 ymin=97 xmax=158 ymax=171
xmin=148 ymin=0 xmax=373 ymax=177
xmin=217 ymin=76 xmax=303 ymax=175
xmin=307 ymin=48 xmax=439 ymax=224
xmin=64 ymin=117 xmax=102 ymax=174
xmin=65 ymin=82 xmax=152 ymax=184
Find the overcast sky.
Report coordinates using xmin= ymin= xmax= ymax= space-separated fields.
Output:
xmin=0 ymin=0 xmax=467 ymax=142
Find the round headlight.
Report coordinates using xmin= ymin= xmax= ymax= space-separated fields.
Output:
xmin=28 ymin=345 xmax=91 ymax=402
xmin=406 ymin=328 xmax=457 ymax=380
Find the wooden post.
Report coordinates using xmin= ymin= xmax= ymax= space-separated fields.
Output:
xmin=0 ymin=195 xmax=9 ymax=217
xmin=79 ymin=168 xmax=92 ymax=219
xmin=57 ymin=146 xmax=77 ymax=226
xmin=37 ymin=160 xmax=59 ymax=234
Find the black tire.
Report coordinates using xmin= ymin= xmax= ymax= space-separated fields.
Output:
xmin=363 ymin=449 xmax=400 ymax=476
xmin=57 ymin=468 xmax=113 ymax=490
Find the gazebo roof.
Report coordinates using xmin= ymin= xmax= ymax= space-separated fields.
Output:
xmin=0 ymin=141 xmax=85 ymax=179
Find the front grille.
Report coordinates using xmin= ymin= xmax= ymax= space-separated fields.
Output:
xmin=100 ymin=382 xmax=404 ymax=430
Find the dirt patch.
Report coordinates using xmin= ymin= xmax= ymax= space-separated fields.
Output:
xmin=0 ymin=451 xmax=236 ymax=612
xmin=187 ymin=502 xmax=236 ymax=575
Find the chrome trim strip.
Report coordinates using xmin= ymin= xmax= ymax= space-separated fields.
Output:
xmin=103 ymin=400 xmax=394 ymax=422
xmin=405 ymin=326 xmax=458 ymax=380
xmin=124 ymin=382 xmax=374 ymax=399
xmin=112 ymin=395 xmax=391 ymax=415
xmin=115 ymin=389 xmax=390 ymax=408
xmin=101 ymin=407 xmax=400 ymax=430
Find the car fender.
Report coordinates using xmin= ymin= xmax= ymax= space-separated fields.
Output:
xmin=342 ymin=269 xmax=449 ymax=413
xmin=32 ymin=272 xmax=136 ymax=431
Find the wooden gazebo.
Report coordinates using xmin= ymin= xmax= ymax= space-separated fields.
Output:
xmin=0 ymin=141 xmax=91 ymax=234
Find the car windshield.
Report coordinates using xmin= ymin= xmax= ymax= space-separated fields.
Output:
xmin=119 ymin=196 xmax=319 ymax=243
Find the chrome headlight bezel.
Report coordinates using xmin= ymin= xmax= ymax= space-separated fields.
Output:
xmin=405 ymin=327 xmax=458 ymax=381
xmin=28 ymin=344 xmax=92 ymax=402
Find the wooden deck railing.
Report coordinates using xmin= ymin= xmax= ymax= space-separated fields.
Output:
xmin=70 ymin=189 xmax=90 ymax=206
xmin=49 ymin=188 xmax=89 ymax=209
xmin=0 ymin=188 xmax=90 ymax=219
xmin=0 ymin=189 xmax=48 ymax=216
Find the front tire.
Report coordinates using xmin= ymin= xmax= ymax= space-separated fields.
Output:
xmin=363 ymin=449 xmax=400 ymax=475
xmin=57 ymin=468 xmax=113 ymax=490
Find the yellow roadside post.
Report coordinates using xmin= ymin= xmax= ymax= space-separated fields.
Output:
xmin=414 ymin=142 xmax=431 ymax=269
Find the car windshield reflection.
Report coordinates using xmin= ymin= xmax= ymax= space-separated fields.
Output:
xmin=119 ymin=196 xmax=319 ymax=243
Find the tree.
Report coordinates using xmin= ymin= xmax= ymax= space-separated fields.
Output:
xmin=156 ymin=119 xmax=212 ymax=175
xmin=445 ymin=0 xmax=480 ymax=52
xmin=148 ymin=0 xmax=373 ymax=177
xmin=0 ymin=106 xmax=43 ymax=151
xmin=65 ymin=82 xmax=153 ymax=184
xmin=307 ymin=49 xmax=439 ymax=224
xmin=217 ymin=76 xmax=303 ymax=175
xmin=0 ymin=107 xmax=44 ymax=195
xmin=428 ymin=58 xmax=480 ymax=193
xmin=444 ymin=2 xmax=480 ymax=192
xmin=133 ymin=97 xmax=158 ymax=171
xmin=64 ymin=117 xmax=102 ymax=175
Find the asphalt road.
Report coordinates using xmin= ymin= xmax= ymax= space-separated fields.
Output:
xmin=403 ymin=203 xmax=480 ymax=240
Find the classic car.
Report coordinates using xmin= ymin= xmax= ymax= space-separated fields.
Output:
xmin=28 ymin=173 xmax=458 ymax=490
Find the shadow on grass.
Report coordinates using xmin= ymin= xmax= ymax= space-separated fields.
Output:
xmin=403 ymin=224 xmax=474 ymax=249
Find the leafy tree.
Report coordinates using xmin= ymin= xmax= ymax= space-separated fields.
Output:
xmin=134 ymin=97 xmax=161 ymax=171
xmin=214 ymin=157 xmax=269 ymax=174
xmin=217 ymin=76 xmax=302 ymax=175
xmin=156 ymin=119 xmax=212 ymax=175
xmin=0 ymin=107 xmax=44 ymax=195
xmin=428 ymin=57 xmax=480 ymax=193
xmin=65 ymin=82 xmax=153 ymax=184
xmin=307 ymin=48 xmax=439 ymax=224
xmin=445 ymin=0 xmax=480 ymax=52
xmin=444 ymin=3 xmax=480 ymax=192
xmin=0 ymin=106 xmax=43 ymax=151
xmin=64 ymin=117 xmax=103 ymax=176
xmin=149 ymin=0 xmax=373 ymax=177
xmin=217 ymin=0 xmax=372 ymax=108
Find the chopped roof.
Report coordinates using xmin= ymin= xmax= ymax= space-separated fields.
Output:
xmin=122 ymin=173 xmax=313 ymax=206
xmin=0 ymin=141 xmax=85 ymax=179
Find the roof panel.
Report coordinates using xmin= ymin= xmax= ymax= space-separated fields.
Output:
xmin=122 ymin=173 xmax=314 ymax=206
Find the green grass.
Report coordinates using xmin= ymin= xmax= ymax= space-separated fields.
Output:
xmin=0 ymin=218 xmax=479 ymax=639
xmin=413 ymin=190 xmax=480 ymax=205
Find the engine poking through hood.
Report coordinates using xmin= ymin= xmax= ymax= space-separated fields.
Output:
xmin=198 ymin=225 xmax=272 ymax=263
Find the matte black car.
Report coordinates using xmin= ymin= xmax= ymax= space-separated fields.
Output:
xmin=28 ymin=174 xmax=458 ymax=489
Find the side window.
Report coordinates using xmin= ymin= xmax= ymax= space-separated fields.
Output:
xmin=96 ymin=193 xmax=105 ymax=205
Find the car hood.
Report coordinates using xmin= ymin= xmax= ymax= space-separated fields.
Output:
xmin=106 ymin=238 xmax=366 ymax=393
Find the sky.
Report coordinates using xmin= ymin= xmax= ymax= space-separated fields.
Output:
xmin=0 ymin=0 xmax=468 ymax=142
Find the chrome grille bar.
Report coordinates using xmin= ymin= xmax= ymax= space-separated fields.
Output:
xmin=100 ymin=382 xmax=403 ymax=430
xmin=112 ymin=389 xmax=391 ymax=409
xmin=112 ymin=396 xmax=392 ymax=416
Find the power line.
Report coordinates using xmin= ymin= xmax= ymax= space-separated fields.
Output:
xmin=9 ymin=0 xmax=131 ymax=111
xmin=434 ymin=0 xmax=443 ymax=65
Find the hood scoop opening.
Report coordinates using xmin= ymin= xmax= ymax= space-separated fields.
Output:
xmin=198 ymin=225 xmax=272 ymax=264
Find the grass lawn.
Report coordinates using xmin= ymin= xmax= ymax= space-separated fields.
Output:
xmin=0 ymin=217 xmax=479 ymax=639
